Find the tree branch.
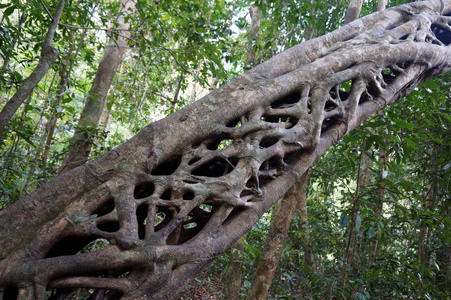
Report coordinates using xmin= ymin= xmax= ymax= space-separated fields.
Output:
xmin=0 ymin=0 xmax=65 ymax=141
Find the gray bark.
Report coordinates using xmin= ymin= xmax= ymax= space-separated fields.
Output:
xmin=0 ymin=1 xmax=450 ymax=299
xmin=0 ymin=0 xmax=65 ymax=142
xmin=344 ymin=0 xmax=363 ymax=25
xmin=377 ymin=0 xmax=388 ymax=11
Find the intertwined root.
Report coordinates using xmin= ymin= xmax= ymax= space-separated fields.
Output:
xmin=1 ymin=1 xmax=450 ymax=299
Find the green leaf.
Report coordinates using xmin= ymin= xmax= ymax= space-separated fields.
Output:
xmin=392 ymin=117 xmax=414 ymax=131
xmin=367 ymin=226 xmax=375 ymax=238
xmin=355 ymin=213 xmax=362 ymax=232
xmin=4 ymin=6 xmax=16 ymax=17
xmin=364 ymin=120 xmax=386 ymax=128
xmin=340 ymin=214 xmax=349 ymax=228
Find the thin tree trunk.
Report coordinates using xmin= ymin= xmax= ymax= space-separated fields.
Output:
xmin=367 ymin=145 xmax=387 ymax=269
xmin=436 ymin=245 xmax=451 ymax=292
xmin=344 ymin=0 xmax=363 ymax=25
xmin=246 ymin=173 xmax=309 ymax=300
xmin=0 ymin=0 xmax=65 ymax=142
xmin=418 ymin=145 xmax=441 ymax=268
xmin=226 ymin=237 xmax=244 ymax=300
xmin=296 ymin=171 xmax=315 ymax=272
xmin=58 ymin=0 xmax=135 ymax=175
xmin=376 ymin=0 xmax=388 ymax=11
xmin=244 ymin=4 xmax=262 ymax=69
xmin=339 ymin=150 xmax=372 ymax=299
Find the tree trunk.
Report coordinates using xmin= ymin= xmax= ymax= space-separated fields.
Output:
xmin=58 ymin=0 xmax=136 ymax=175
xmin=436 ymin=245 xmax=451 ymax=292
xmin=225 ymin=237 xmax=244 ymax=300
xmin=0 ymin=1 xmax=450 ymax=299
xmin=246 ymin=173 xmax=308 ymax=300
xmin=296 ymin=171 xmax=316 ymax=272
xmin=245 ymin=4 xmax=262 ymax=69
xmin=377 ymin=0 xmax=388 ymax=12
xmin=0 ymin=0 xmax=65 ymax=142
xmin=344 ymin=0 xmax=363 ymax=25
xmin=367 ymin=144 xmax=387 ymax=269
xmin=418 ymin=144 xmax=441 ymax=269
xmin=339 ymin=150 xmax=372 ymax=298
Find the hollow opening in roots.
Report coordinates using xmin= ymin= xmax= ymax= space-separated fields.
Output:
xmin=240 ymin=189 xmax=254 ymax=198
xmin=321 ymin=117 xmax=337 ymax=133
xmin=183 ymin=222 xmax=197 ymax=229
xmin=226 ymin=117 xmax=243 ymax=127
xmin=207 ymin=138 xmax=233 ymax=150
xmin=97 ymin=221 xmax=120 ymax=233
xmin=283 ymin=149 xmax=303 ymax=164
xmin=382 ymin=67 xmax=396 ymax=85
xmin=137 ymin=204 xmax=149 ymax=239
xmin=48 ymin=287 xmax=123 ymax=300
xmin=400 ymin=34 xmax=409 ymax=41
xmin=151 ymin=155 xmax=182 ymax=175
xmin=134 ymin=181 xmax=155 ymax=199
xmin=188 ymin=157 xmax=201 ymax=165
xmin=81 ymin=238 xmax=110 ymax=253
xmin=431 ymin=23 xmax=451 ymax=45
xmin=155 ymin=211 xmax=166 ymax=227
xmin=3 ymin=286 xmax=18 ymax=300
xmin=45 ymin=235 xmax=99 ymax=258
xmin=191 ymin=156 xmax=239 ymax=177
xmin=330 ymin=80 xmax=352 ymax=102
xmin=359 ymin=85 xmax=377 ymax=104
xmin=339 ymin=79 xmax=352 ymax=93
xmin=270 ymin=91 xmax=301 ymax=108
xmin=259 ymin=156 xmax=283 ymax=186
xmin=182 ymin=190 xmax=195 ymax=200
xmin=259 ymin=156 xmax=282 ymax=172
xmin=259 ymin=136 xmax=279 ymax=148
xmin=199 ymin=204 xmax=213 ymax=212
xmin=397 ymin=61 xmax=412 ymax=70
xmin=91 ymin=198 xmax=115 ymax=217
xmin=261 ymin=115 xmax=298 ymax=128
xmin=161 ymin=188 xmax=172 ymax=200
xmin=245 ymin=177 xmax=259 ymax=190
xmin=154 ymin=207 xmax=173 ymax=231
xmin=177 ymin=206 xmax=212 ymax=244
xmin=325 ymin=100 xmax=338 ymax=111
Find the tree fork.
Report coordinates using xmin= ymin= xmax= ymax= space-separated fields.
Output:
xmin=1 ymin=1 xmax=451 ymax=299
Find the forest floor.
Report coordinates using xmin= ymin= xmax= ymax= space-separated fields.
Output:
xmin=175 ymin=271 xmax=226 ymax=300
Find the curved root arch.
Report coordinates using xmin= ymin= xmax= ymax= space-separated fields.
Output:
xmin=1 ymin=1 xmax=450 ymax=299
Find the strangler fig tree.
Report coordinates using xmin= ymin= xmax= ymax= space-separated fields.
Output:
xmin=1 ymin=0 xmax=450 ymax=299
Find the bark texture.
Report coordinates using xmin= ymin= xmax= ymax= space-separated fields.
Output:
xmin=0 ymin=1 xmax=450 ymax=299
xmin=0 ymin=0 xmax=65 ymax=141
